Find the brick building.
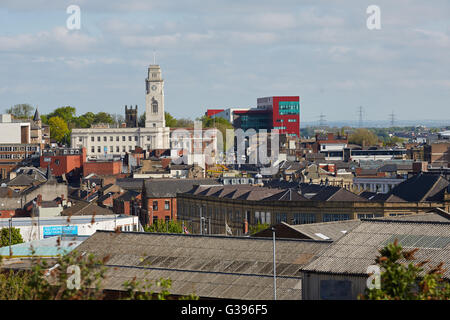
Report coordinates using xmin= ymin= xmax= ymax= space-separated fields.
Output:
xmin=83 ymin=160 xmax=122 ymax=176
xmin=141 ymin=179 xmax=221 ymax=226
xmin=40 ymin=147 xmax=86 ymax=176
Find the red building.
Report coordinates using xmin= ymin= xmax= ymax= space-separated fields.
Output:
xmin=207 ymin=96 xmax=300 ymax=137
xmin=40 ymin=147 xmax=86 ymax=176
xmin=205 ymin=109 xmax=224 ymax=118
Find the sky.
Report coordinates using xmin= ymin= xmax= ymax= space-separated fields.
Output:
xmin=0 ymin=0 xmax=449 ymax=123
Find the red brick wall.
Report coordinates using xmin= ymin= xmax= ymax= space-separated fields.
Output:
xmin=146 ymin=197 xmax=177 ymax=224
xmin=83 ymin=161 xmax=121 ymax=176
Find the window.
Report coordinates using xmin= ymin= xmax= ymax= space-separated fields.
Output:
xmin=116 ymin=136 xmax=119 ymax=141
xmin=97 ymin=137 xmax=101 ymax=142
xmin=91 ymin=137 xmax=94 ymax=142
xmin=54 ymin=159 xmax=60 ymax=165
xmin=110 ymin=136 xmax=113 ymax=141
xmin=79 ymin=137 xmax=82 ymax=142
xmin=122 ymin=146 xmax=126 ymax=152
xmin=288 ymin=119 xmax=297 ymax=122
xmin=276 ymin=213 xmax=287 ymax=224
xmin=153 ymin=201 xmax=158 ymax=211
xmin=91 ymin=147 xmax=95 ymax=153
xmin=110 ymin=146 xmax=113 ymax=153
xmin=293 ymin=213 xmax=316 ymax=224
xmin=122 ymin=136 xmax=126 ymax=141
xmin=165 ymin=201 xmax=170 ymax=210
xmin=129 ymin=146 xmax=132 ymax=151
xmin=135 ymin=136 xmax=138 ymax=141
xmin=97 ymin=147 xmax=101 ymax=153
xmin=323 ymin=214 xmax=350 ymax=222
xmin=116 ymin=146 xmax=120 ymax=153
xmin=147 ymin=136 xmax=150 ymax=141
xmin=128 ymin=136 xmax=132 ymax=141
xmin=165 ymin=216 xmax=170 ymax=222
xmin=103 ymin=136 xmax=107 ymax=141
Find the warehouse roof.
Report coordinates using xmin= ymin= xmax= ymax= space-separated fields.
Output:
xmin=75 ymin=231 xmax=330 ymax=300
xmin=300 ymin=220 xmax=450 ymax=279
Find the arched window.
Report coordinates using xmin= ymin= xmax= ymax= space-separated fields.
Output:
xmin=152 ymin=97 xmax=158 ymax=113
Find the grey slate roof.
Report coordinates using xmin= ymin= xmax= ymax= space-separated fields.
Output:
xmin=144 ymin=179 xmax=221 ymax=198
xmin=390 ymin=173 xmax=449 ymax=202
xmin=310 ymin=186 xmax=367 ymax=202
xmin=76 ymin=231 xmax=330 ymax=299
xmin=61 ymin=201 xmax=114 ymax=216
xmin=300 ymin=220 xmax=450 ymax=279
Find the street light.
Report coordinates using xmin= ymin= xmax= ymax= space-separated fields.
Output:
xmin=271 ymin=226 xmax=277 ymax=300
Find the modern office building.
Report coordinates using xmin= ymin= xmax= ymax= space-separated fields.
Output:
xmin=207 ymin=96 xmax=300 ymax=137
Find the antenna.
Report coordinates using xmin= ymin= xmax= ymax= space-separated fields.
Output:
xmin=153 ymin=51 xmax=156 ymax=65
xmin=389 ymin=110 xmax=395 ymax=127
xmin=319 ymin=113 xmax=326 ymax=127
xmin=358 ymin=106 xmax=363 ymax=128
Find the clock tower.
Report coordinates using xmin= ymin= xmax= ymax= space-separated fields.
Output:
xmin=145 ymin=65 xmax=165 ymax=128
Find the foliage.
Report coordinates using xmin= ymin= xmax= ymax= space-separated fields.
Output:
xmin=143 ymin=219 xmax=184 ymax=233
xmin=47 ymin=106 xmax=76 ymax=123
xmin=0 ymin=227 xmax=24 ymax=248
xmin=139 ymin=113 xmax=146 ymax=127
xmin=48 ymin=116 xmax=70 ymax=143
xmin=0 ymin=240 xmax=199 ymax=300
xmin=197 ymin=115 xmax=233 ymax=153
xmin=348 ymin=128 xmax=380 ymax=147
xmin=361 ymin=240 xmax=450 ymax=300
xmin=93 ymin=112 xmax=114 ymax=125
xmin=0 ymin=249 xmax=108 ymax=300
xmin=165 ymin=112 xmax=177 ymax=127
xmin=5 ymin=104 xmax=34 ymax=119
xmin=249 ymin=223 xmax=270 ymax=235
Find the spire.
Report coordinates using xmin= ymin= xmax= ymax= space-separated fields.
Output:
xmin=33 ymin=108 xmax=40 ymax=121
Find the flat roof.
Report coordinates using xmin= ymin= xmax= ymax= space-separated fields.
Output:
xmin=0 ymin=215 xmax=136 ymax=227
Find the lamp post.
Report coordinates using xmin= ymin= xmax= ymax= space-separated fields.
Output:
xmin=9 ymin=217 xmax=12 ymax=257
xmin=272 ymin=226 xmax=277 ymax=300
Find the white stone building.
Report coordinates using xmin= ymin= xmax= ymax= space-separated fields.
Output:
xmin=71 ymin=65 xmax=170 ymax=157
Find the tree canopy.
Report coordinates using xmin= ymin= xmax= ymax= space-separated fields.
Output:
xmin=5 ymin=104 xmax=34 ymax=119
xmin=361 ymin=240 xmax=450 ymax=300
xmin=48 ymin=116 xmax=70 ymax=143
xmin=0 ymin=227 xmax=23 ymax=248
xmin=348 ymin=128 xmax=380 ymax=147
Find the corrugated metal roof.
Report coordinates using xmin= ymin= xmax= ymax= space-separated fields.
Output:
xmin=76 ymin=231 xmax=329 ymax=299
xmin=300 ymin=220 xmax=450 ymax=279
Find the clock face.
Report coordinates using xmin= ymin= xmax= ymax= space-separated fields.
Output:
xmin=151 ymin=85 xmax=157 ymax=91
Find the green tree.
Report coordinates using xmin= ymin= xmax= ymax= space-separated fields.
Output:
xmin=48 ymin=116 xmax=70 ymax=143
xmin=165 ymin=112 xmax=177 ymax=127
xmin=5 ymin=104 xmax=34 ymax=119
xmin=143 ymin=219 xmax=184 ymax=233
xmin=138 ymin=113 xmax=146 ymax=127
xmin=174 ymin=118 xmax=194 ymax=127
xmin=348 ymin=128 xmax=380 ymax=147
xmin=361 ymin=240 xmax=450 ymax=300
xmin=0 ymin=227 xmax=23 ymax=248
xmin=249 ymin=223 xmax=270 ymax=235
xmin=93 ymin=112 xmax=114 ymax=125
xmin=47 ymin=106 xmax=76 ymax=123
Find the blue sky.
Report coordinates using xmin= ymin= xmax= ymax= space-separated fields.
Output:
xmin=0 ymin=0 xmax=449 ymax=123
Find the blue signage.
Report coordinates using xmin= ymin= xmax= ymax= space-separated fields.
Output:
xmin=43 ymin=226 xmax=78 ymax=238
